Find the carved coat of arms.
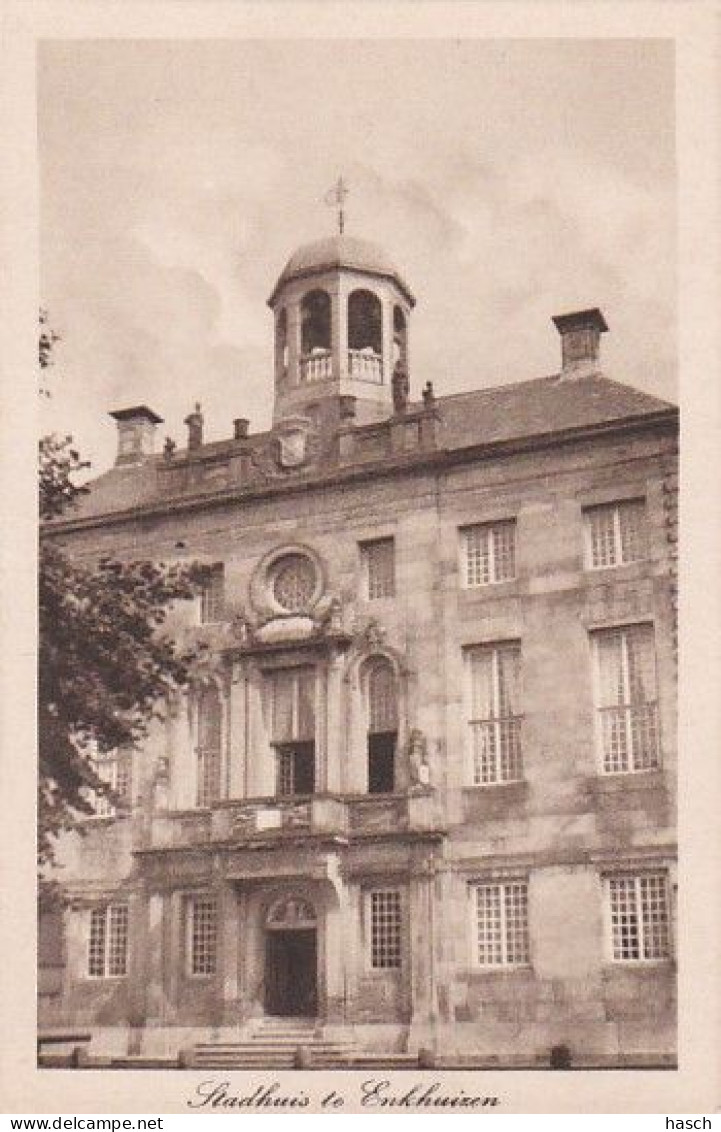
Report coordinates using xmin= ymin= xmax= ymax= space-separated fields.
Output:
xmin=277 ymin=426 xmax=309 ymax=468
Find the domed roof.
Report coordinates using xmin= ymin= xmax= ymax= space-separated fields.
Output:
xmin=268 ymin=234 xmax=415 ymax=306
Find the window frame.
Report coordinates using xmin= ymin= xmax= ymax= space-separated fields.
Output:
xmin=87 ymin=902 xmax=129 ymax=979
xmin=603 ymin=872 xmax=671 ymax=964
xmin=186 ymin=894 xmax=218 ymax=978
xmin=267 ymin=665 xmax=317 ymax=798
xmin=465 ymin=641 xmax=523 ymax=785
xmin=88 ymin=746 xmax=133 ymax=819
xmin=365 ymin=888 xmax=403 ymax=972
xmin=460 ymin=520 xmax=517 ymax=588
xmin=194 ymin=683 xmax=225 ymax=808
xmin=583 ymin=498 xmax=648 ymax=571
xmin=590 ymin=622 xmax=660 ymax=775
xmin=360 ymin=537 xmax=396 ymax=601
xmin=199 ymin=564 xmax=225 ymax=625
xmin=469 ymin=880 xmax=531 ymax=969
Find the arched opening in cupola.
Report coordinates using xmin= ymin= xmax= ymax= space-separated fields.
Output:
xmin=300 ymin=289 xmax=332 ymax=382
xmin=275 ymin=307 xmax=289 ymax=383
xmin=348 ymin=289 xmax=383 ymax=383
xmin=393 ymin=305 xmax=408 ymax=370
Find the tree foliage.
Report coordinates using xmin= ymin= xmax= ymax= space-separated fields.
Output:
xmin=39 ymin=315 xmax=206 ymax=869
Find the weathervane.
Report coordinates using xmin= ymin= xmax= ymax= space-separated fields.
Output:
xmin=324 ymin=175 xmax=349 ymax=235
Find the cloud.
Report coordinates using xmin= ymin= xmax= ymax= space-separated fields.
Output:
xmin=39 ymin=40 xmax=675 ymax=472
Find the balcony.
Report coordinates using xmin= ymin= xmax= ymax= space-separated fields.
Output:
xmin=300 ymin=351 xmax=333 ymax=383
xmin=348 ymin=350 xmax=383 ymax=383
xmin=149 ymin=790 xmax=438 ymax=849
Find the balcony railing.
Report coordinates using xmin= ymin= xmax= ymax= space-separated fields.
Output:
xmin=469 ymin=717 xmax=523 ymax=785
xmin=149 ymin=791 xmax=437 ymax=848
xmin=300 ymin=351 xmax=333 ymax=383
xmin=599 ymin=702 xmax=659 ymax=773
xmin=348 ymin=350 xmax=383 ymax=383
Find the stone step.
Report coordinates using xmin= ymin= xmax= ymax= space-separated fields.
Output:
xmin=192 ymin=1030 xmax=359 ymax=1070
xmin=196 ymin=1042 xmax=355 ymax=1053
xmin=192 ymin=1051 xmax=356 ymax=1068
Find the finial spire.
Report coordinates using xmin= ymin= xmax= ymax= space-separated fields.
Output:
xmin=324 ymin=175 xmax=349 ymax=235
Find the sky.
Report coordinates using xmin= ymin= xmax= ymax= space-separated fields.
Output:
xmin=39 ymin=38 xmax=676 ymax=474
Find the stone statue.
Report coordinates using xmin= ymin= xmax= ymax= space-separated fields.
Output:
xmin=323 ymin=597 xmax=343 ymax=634
xmin=163 ymin=436 xmax=176 ymax=462
xmin=392 ymin=364 xmax=409 ymax=413
xmin=184 ymin=402 xmax=204 ymax=450
xmin=422 ymin=380 xmax=435 ymax=407
xmin=408 ymin=728 xmax=430 ymax=788
xmin=232 ymin=607 xmax=253 ymax=644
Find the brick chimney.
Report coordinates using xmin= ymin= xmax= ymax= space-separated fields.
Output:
xmin=109 ymin=405 xmax=163 ymax=466
xmin=552 ymin=308 xmax=608 ymax=378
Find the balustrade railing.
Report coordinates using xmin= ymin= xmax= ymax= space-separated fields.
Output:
xmin=152 ymin=789 xmax=438 ymax=847
xmin=348 ymin=350 xmax=383 ymax=383
xmin=300 ymin=351 xmax=333 ymax=382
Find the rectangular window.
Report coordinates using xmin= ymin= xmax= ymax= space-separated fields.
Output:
xmin=467 ymin=642 xmax=523 ymax=784
xmin=200 ymin=565 xmax=225 ymax=624
xmin=269 ymin=667 xmax=316 ymax=796
xmin=473 ymin=881 xmax=529 ymax=967
xmin=592 ymin=624 xmax=659 ymax=773
xmin=585 ymin=499 xmax=647 ymax=569
xmin=196 ymin=687 xmax=223 ymax=808
xmin=462 ymin=521 xmax=516 ymax=587
xmin=188 ymin=896 xmax=218 ymax=976
xmin=91 ymin=749 xmax=133 ymax=818
xmin=369 ymin=889 xmax=402 ymax=969
xmin=607 ymin=873 xmax=670 ymax=961
xmin=88 ymin=903 xmax=128 ymax=977
xmin=362 ymin=538 xmax=395 ymax=600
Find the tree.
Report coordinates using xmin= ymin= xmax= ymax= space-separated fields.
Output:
xmin=38 ymin=316 xmax=206 ymax=869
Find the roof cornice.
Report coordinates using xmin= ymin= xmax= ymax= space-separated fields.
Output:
xmin=42 ymin=408 xmax=678 ymax=538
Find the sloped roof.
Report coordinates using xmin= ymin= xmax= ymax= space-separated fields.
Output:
xmin=268 ymin=235 xmax=415 ymax=306
xmin=435 ymin=372 xmax=674 ymax=450
xmin=49 ymin=372 xmax=676 ymax=526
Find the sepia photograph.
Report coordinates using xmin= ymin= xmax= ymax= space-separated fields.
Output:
xmin=35 ymin=34 xmax=680 ymax=1076
xmin=0 ymin=2 xmax=717 ymax=1116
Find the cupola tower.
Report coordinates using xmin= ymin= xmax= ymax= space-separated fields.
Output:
xmin=268 ymin=234 xmax=415 ymax=426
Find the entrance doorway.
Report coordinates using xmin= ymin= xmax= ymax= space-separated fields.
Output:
xmin=264 ymin=896 xmax=318 ymax=1018
xmin=265 ymin=930 xmax=317 ymax=1017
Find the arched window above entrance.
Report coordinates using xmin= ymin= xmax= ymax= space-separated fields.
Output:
xmin=365 ymin=656 xmax=398 ymax=733
xmin=362 ymin=657 xmax=398 ymax=794
xmin=266 ymin=896 xmax=317 ymax=931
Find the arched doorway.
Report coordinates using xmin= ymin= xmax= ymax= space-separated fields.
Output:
xmin=264 ymin=896 xmax=318 ymax=1017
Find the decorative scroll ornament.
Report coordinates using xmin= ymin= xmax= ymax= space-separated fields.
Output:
xmin=266 ymin=897 xmax=317 ymax=930
xmin=355 ymin=617 xmax=387 ymax=651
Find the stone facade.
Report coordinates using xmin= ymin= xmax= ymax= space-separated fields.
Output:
xmin=39 ymin=235 xmax=678 ymax=1067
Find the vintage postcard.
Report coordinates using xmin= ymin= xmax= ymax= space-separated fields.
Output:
xmin=1 ymin=0 xmax=719 ymax=1116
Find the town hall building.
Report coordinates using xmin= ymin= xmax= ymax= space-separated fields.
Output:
xmin=39 ymin=230 xmax=678 ymax=1068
